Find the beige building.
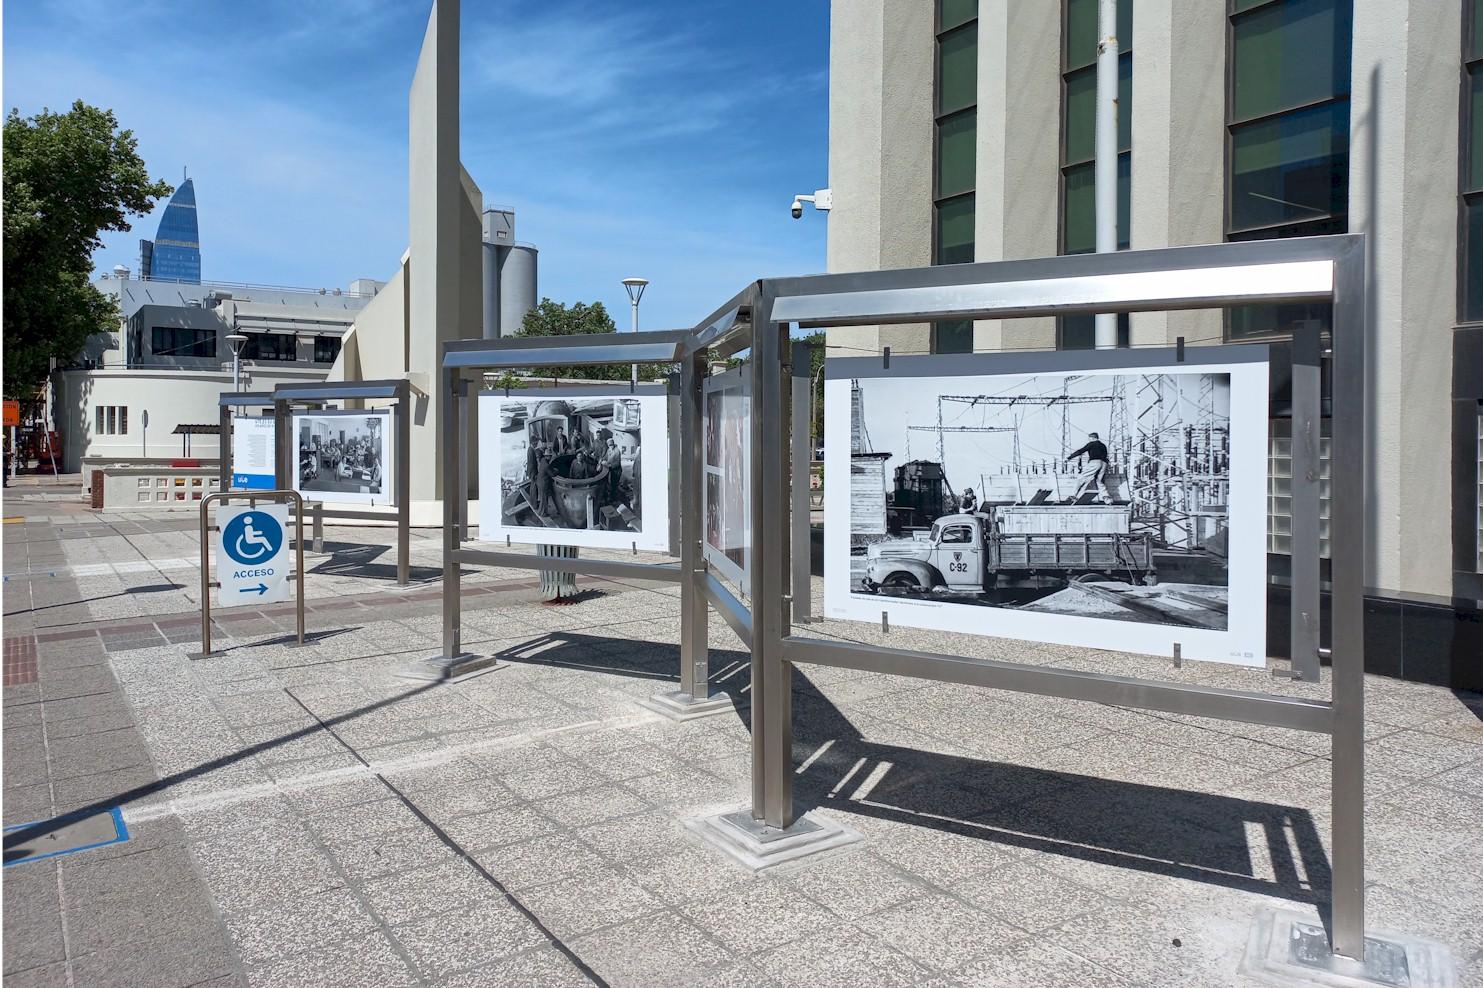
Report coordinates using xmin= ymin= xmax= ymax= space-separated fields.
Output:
xmin=826 ymin=0 xmax=1481 ymax=685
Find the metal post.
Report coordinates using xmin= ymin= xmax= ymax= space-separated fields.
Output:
xmin=1327 ymin=241 xmax=1367 ymax=959
xmin=219 ymin=403 xmax=231 ymax=491
xmin=440 ymin=366 xmax=462 ymax=659
xmin=1289 ymin=326 xmax=1322 ymax=682
xmin=631 ymin=299 xmax=640 ymax=389
xmin=292 ymin=491 xmax=305 ymax=647
xmin=679 ymin=350 xmax=709 ymax=700
xmin=1093 ymin=0 xmax=1119 ymax=349
xmin=312 ymin=503 xmax=324 ymax=554
xmin=457 ymin=379 xmax=470 ymax=543
xmin=791 ymin=342 xmax=813 ymax=623
xmin=749 ymin=289 xmax=793 ymax=828
xmin=197 ymin=496 xmax=214 ymax=656
xmin=274 ymin=398 xmax=291 ymax=490
xmin=397 ymin=386 xmax=411 ymax=586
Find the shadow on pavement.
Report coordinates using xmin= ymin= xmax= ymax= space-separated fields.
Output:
xmin=786 ymin=667 xmax=1336 ymax=935
xmin=2 ymin=680 xmax=444 ymax=859
xmin=489 ymin=632 xmax=753 ymax=716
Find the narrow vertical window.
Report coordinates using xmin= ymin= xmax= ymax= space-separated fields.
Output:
xmin=1225 ymin=0 xmax=1352 ymax=340
xmin=1059 ymin=0 xmax=1132 ymax=349
xmin=1462 ymin=0 xmax=1483 ymax=322
xmin=95 ymin=407 xmax=104 ymax=434
xmin=933 ymin=0 xmax=978 ymax=353
xmin=106 ymin=407 xmax=117 ymax=435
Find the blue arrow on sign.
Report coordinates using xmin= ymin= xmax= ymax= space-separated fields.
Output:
xmin=241 ymin=583 xmax=269 ymax=595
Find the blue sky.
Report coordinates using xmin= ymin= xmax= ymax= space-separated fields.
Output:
xmin=3 ymin=0 xmax=830 ymax=329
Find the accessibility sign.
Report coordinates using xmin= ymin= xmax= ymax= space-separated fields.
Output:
xmin=215 ymin=504 xmax=291 ymax=607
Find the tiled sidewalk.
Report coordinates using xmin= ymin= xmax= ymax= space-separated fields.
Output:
xmin=4 ymin=499 xmax=1483 ymax=987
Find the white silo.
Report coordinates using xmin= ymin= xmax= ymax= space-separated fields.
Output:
xmin=498 ymin=243 xmax=538 ymax=337
xmin=480 ymin=208 xmax=537 ymax=338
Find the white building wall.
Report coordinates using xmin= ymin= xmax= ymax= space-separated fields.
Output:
xmin=55 ymin=366 xmax=325 ymax=472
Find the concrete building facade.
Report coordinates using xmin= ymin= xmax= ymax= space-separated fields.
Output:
xmin=826 ymin=0 xmax=1482 ymax=685
xmin=56 ymin=273 xmax=380 ymax=471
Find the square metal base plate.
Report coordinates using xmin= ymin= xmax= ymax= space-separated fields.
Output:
xmin=638 ymin=689 xmax=738 ymax=722
xmin=1240 ymin=907 xmax=1455 ymax=988
xmin=396 ymin=653 xmax=506 ymax=682
xmin=686 ymin=808 xmax=863 ymax=872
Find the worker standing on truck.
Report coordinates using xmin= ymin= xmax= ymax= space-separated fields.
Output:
xmin=1066 ymin=432 xmax=1112 ymax=502
xmin=959 ymin=487 xmax=977 ymax=513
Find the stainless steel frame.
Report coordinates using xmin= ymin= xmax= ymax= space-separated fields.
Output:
xmin=741 ymin=235 xmax=1366 ymax=959
xmin=433 ymin=331 xmax=726 ymax=707
xmin=191 ymin=489 xmax=305 ymax=657
xmin=271 ymin=380 xmax=412 ymax=586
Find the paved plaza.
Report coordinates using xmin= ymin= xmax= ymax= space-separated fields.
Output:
xmin=4 ymin=482 xmax=1482 ymax=987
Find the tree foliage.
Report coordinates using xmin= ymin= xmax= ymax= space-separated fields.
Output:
xmin=516 ymin=297 xmax=664 ymax=382
xmin=3 ymin=101 xmax=172 ymax=395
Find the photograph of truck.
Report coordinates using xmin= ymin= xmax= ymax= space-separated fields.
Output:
xmin=842 ymin=367 xmax=1237 ymax=631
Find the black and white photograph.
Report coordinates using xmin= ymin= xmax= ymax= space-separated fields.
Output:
xmin=292 ymin=410 xmax=392 ymax=505
xmin=477 ymin=392 xmax=671 ymax=552
xmin=824 ymin=353 xmax=1269 ymax=665
xmin=703 ymin=372 xmax=749 ymax=586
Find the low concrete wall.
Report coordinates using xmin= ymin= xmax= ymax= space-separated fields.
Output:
xmin=91 ymin=462 xmax=222 ymax=512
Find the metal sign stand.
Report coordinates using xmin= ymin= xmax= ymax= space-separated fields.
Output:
xmin=188 ymin=489 xmax=305 ymax=659
xmin=409 ymin=332 xmax=731 ymax=717
xmin=678 ymin=236 xmax=1446 ymax=983
xmin=271 ymin=380 xmax=413 ymax=587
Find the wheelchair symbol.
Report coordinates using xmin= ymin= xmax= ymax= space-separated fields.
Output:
xmin=221 ymin=511 xmax=284 ymax=566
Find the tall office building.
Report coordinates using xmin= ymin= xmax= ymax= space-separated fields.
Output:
xmin=826 ymin=0 xmax=1480 ymax=686
xmin=138 ymin=178 xmax=201 ymax=283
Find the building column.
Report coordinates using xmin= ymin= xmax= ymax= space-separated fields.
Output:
xmin=1130 ymin=0 xmax=1225 ymax=347
xmin=1351 ymin=0 xmax=1460 ymax=598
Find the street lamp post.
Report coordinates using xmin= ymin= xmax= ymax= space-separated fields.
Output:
xmin=622 ymin=277 xmax=648 ymax=388
xmin=225 ymin=333 xmax=248 ymax=393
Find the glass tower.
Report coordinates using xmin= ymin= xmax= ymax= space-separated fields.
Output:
xmin=140 ymin=178 xmax=201 ymax=283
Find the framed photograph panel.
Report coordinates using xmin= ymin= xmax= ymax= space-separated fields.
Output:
xmin=703 ymin=369 xmax=750 ymax=590
xmin=823 ymin=346 xmax=1269 ymax=666
xmin=477 ymin=388 xmax=672 ymax=552
xmin=291 ymin=409 xmax=394 ymax=506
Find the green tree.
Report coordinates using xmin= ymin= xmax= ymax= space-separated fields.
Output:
xmin=3 ymin=101 xmax=172 ymax=395
xmin=517 ymin=297 xmax=665 ymax=382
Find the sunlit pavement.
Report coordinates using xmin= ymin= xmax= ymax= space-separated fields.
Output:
xmin=4 ymin=488 xmax=1481 ymax=987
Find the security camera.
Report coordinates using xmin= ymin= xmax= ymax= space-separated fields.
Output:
xmin=789 ymin=189 xmax=832 ymax=220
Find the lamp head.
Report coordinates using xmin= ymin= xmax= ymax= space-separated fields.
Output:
xmin=621 ymin=277 xmax=649 ymax=304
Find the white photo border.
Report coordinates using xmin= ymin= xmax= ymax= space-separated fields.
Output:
xmin=702 ymin=368 xmax=751 ymax=592
xmin=823 ymin=345 xmax=1270 ymax=667
xmin=290 ymin=408 xmax=395 ymax=506
xmin=476 ymin=388 xmax=672 ymax=552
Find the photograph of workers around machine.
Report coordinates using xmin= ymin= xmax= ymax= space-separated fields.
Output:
xmin=498 ymin=397 xmax=643 ymax=533
xmin=294 ymin=411 xmax=390 ymax=503
xmin=845 ymin=370 xmax=1234 ymax=631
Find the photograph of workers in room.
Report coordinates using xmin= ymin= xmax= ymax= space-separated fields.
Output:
xmin=293 ymin=411 xmax=391 ymax=505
